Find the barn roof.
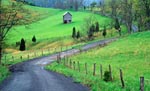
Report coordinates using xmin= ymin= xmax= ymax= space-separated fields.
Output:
xmin=63 ymin=12 xmax=72 ymax=16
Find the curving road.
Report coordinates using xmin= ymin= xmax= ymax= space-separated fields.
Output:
xmin=0 ymin=38 xmax=117 ymax=91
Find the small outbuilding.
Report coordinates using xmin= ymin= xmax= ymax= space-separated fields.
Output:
xmin=63 ymin=12 xmax=72 ymax=24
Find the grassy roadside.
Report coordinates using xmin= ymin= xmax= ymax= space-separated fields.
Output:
xmin=46 ymin=31 xmax=150 ymax=91
xmin=0 ymin=66 xmax=10 ymax=83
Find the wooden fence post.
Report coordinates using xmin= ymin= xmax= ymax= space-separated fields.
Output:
xmin=109 ymin=65 xmax=113 ymax=81
xmin=28 ymin=55 xmax=29 ymax=59
xmin=93 ymin=63 xmax=96 ymax=76
xmin=41 ymin=50 xmax=43 ymax=56
xmin=57 ymin=55 xmax=59 ymax=63
xmin=48 ymin=48 xmax=50 ymax=54
xmin=100 ymin=64 xmax=103 ymax=79
xmin=120 ymin=69 xmax=125 ymax=88
xmin=63 ymin=57 xmax=66 ymax=65
xmin=73 ymin=61 xmax=76 ymax=70
xmin=69 ymin=59 xmax=72 ymax=68
xmin=61 ymin=47 xmax=63 ymax=52
xmin=34 ymin=52 xmax=36 ymax=57
xmin=66 ymin=57 xmax=68 ymax=66
xmin=78 ymin=61 xmax=80 ymax=72
xmin=140 ymin=77 xmax=144 ymax=91
xmin=85 ymin=63 xmax=88 ymax=74
xmin=20 ymin=56 xmax=22 ymax=60
xmin=12 ymin=56 xmax=14 ymax=61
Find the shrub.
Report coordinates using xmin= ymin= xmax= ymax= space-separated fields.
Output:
xmin=76 ymin=31 xmax=80 ymax=39
xmin=102 ymin=26 xmax=107 ymax=38
xmin=103 ymin=71 xmax=111 ymax=82
xmin=72 ymin=27 xmax=76 ymax=38
xmin=19 ymin=38 xmax=26 ymax=51
xmin=32 ymin=35 xmax=36 ymax=42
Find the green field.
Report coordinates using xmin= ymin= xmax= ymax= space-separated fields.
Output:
xmin=5 ymin=5 xmax=113 ymax=51
xmin=47 ymin=31 xmax=150 ymax=91
xmin=1 ymin=1 xmax=115 ymax=83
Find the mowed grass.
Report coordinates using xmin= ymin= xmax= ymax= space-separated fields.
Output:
xmin=0 ymin=66 xmax=10 ymax=83
xmin=5 ymin=5 xmax=112 ymax=51
xmin=47 ymin=31 xmax=150 ymax=91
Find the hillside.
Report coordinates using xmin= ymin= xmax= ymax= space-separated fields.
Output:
xmin=47 ymin=31 xmax=150 ymax=91
xmin=5 ymin=6 xmax=113 ymax=53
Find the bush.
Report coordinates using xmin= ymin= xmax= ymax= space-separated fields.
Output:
xmin=72 ymin=27 xmax=76 ymax=38
xmin=32 ymin=35 xmax=36 ymax=42
xmin=102 ymin=26 xmax=107 ymax=38
xmin=19 ymin=38 xmax=26 ymax=51
xmin=76 ymin=31 xmax=80 ymax=39
xmin=103 ymin=71 xmax=111 ymax=82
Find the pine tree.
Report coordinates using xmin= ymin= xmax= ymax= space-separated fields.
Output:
xmin=32 ymin=35 xmax=36 ymax=42
xmin=72 ymin=27 xmax=76 ymax=38
xmin=88 ymin=26 xmax=94 ymax=39
xmin=102 ymin=26 xmax=107 ymax=38
xmin=76 ymin=31 xmax=80 ymax=39
xmin=114 ymin=18 xmax=121 ymax=36
xmin=95 ymin=22 xmax=99 ymax=32
xmin=19 ymin=38 xmax=26 ymax=51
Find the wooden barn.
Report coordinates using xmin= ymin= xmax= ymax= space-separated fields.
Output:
xmin=63 ymin=12 xmax=72 ymax=24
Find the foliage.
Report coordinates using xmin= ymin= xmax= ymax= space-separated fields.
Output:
xmin=72 ymin=27 xmax=76 ymax=39
xmin=95 ymin=22 xmax=99 ymax=32
xmin=19 ymin=38 xmax=26 ymax=51
xmin=47 ymin=31 xmax=150 ymax=91
xmin=103 ymin=71 xmax=111 ymax=82
xmin=32 ymin=35 xmax=36 ymax=42
xmin=114 ymin=18 xmax=121 ymax=36
xmin=102 ymin=26 xmax=107 ymax=38
xmin=76 ymin=31 xmax=80 ymax=39
xmin=0 ymin=65 xmax=10 ymax=83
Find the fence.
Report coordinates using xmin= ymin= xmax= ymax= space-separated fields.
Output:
xmin=1 ymin=46 xmax=71 ymax=66
xmin=59 ymin=57 xmax=146 ymax=91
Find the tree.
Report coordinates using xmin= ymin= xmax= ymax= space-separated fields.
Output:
xmin=0 ymin=1 xmax=21 ymax=64
xmin=90 ymin=1 xmax=97 ymax=11
xmin=110 ymin=0 xmax=118 ymax=18
xmin=95 ymin=22 xmax=99 ymax=32
xmin=138 ymin=0 xmax=150 ymax=30
xmin=74 ymin=0 xmax=79 ymax=11
xmin=72 ymin=27 xmax=76 ymax=38
xmin=19 ymin=38 xmax=26 ymax=51
xmin=99 ymin=0 xmax=105 ymax=15
xmin=88 ymin=26 xmax=94 ymax=40
xmin=114 ymin=18 xmax=121 ymax=36
xmin=121 ymin=0 xmax=133 ymax=33
xmin=76 ymin=31 xmax=80 ymax=39
xmin=102 ymin=26 xmax=107 ymax=38
xmin=32 ymin=35 xmax=36 ymax=42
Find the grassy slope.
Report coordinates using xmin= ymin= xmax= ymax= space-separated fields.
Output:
xmin=1 ymin=1 xmax=113 ymax=83
xmin=6 ymin=6 xmax=112 ymax=50
xmin=47 ymin=31 xmax=150 ymax=91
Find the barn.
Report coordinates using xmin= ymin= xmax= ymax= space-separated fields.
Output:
xmin=63 ymin=12 xmax=72 ymax=24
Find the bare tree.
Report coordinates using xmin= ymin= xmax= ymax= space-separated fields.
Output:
xmin=139 ymin=0 xmax=150 ymax=30
xmin=74 ymin=0 xmax=79 ymax=11
xmin=0 ymin=0 xmax=24 ymax=64
xmin=110 ymin=0 xmax=118 ymax=18
xmin=121 ymin=0 xmax=133 ymax=33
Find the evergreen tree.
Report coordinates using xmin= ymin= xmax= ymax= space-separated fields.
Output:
xmin=95 ymin=22 xmax=99 ymax=32
xmin=72 ymin=27 xmax=76 ymax=38
xmin=19 ymin=38 xmax=26 ymax=51
xmin=32 ymin=35 xmax=36 ymax=42
xmin=88 ymin=26 xmax=94 ymax=39
xmin=76 ymin=31 xmax=80 ymax=39
xmin=91 ymin=24 xmax=95 ymax=32
xmin=114 ymin=18 xmax=121 ymax=36
xmin=102 ymin=26 xmax=107 ymax=38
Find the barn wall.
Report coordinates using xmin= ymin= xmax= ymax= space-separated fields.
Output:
xmin=64 ymin=14 xmax=72 ymax=21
